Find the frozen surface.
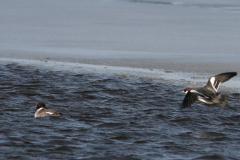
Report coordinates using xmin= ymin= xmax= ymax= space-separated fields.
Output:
xmin=1 ymin=58 xmax=239 ymax=92
xmin=1 ymin=0 xmax=240 ymax=53
xmin=0 ymin=0 xmax=240 ymax=85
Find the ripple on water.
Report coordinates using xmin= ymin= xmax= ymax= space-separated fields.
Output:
xmin=0 ymin=63 xmax=240 ymax=159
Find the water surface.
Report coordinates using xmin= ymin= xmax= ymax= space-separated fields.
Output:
xmin=0 ymin=62 xmax=240 ymax=160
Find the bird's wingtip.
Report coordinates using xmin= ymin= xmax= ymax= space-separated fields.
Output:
xmin=180 ymin=104 xmax=185 ymax=109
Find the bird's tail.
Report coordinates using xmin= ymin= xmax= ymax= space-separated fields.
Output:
xmin=214 ymin=93 xmax=229 ymax=107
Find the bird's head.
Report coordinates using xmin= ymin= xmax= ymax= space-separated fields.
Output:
xmin=35 ymin=102 xmax=46 ymax=109
xmin=182 ymin=88 xmax=193 ymax=94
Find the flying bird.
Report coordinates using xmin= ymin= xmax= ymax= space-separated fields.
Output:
xmin=181 ymin=72 xmax=237 ymax=108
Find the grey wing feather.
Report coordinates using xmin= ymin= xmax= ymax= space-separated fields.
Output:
xmin=206 ymin=72 xmax=237 ymax=93
xmin=181 ymin=91 xmax=198 ymax=109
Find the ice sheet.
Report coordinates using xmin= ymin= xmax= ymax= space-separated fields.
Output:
xmin=0 ymin=0 xmax=239 ymax=89
xmin=1 ymin=0 xmax=240 ymax=53
xmin=1 ymin=57 xmax=239 ymax=92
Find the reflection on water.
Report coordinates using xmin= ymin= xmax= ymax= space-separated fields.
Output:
xmin=0 ymin=63 xmax=240 ymax=160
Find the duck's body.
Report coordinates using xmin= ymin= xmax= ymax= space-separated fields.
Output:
xmin=35 ymin=102 xmax=61 ymax=118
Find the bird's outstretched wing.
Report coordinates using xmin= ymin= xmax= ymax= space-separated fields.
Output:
xmin=181 ymin=91 xmax=199 ymax=108
xmin=206 ymin=72 xmax=237 ymax=93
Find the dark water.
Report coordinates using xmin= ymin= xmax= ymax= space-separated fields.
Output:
xmin=0 ymin=63 xmax=240 ymax=160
